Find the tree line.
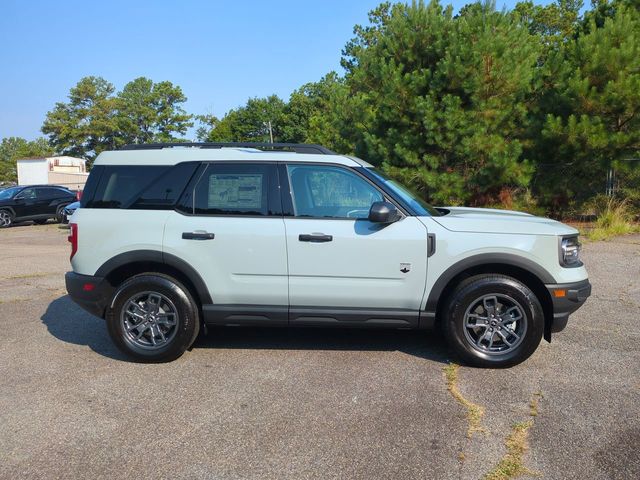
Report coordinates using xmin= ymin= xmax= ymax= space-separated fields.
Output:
xmin=1 ymin=0 xmax=639 ymax=216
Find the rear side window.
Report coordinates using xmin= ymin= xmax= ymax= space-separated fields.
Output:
xmin=83 ymin=164 xmax=196 ymax=209
xmin=85 ymin=166 xmax=169 ymax=208
xmin=38 ymin=187 xmax=70 ymax=200
xmin=189 ymin=163 xmax=277 ymax=216
xmin=128 ymin=162 xmax=199 ymax=210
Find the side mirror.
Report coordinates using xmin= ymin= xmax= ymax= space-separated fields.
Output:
xmin=368 ymin=201 xmax=400 ymax=223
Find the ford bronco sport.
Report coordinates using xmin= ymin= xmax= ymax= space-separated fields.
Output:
xmin=65 ymin=143 xmax=591 ymax=367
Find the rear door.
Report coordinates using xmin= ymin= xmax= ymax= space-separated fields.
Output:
xmin=163 ymin=162 xmax=289 ymax=325
xmin=281 ymin=163 xmax=429 ymax=327
xmin=37 ymin=187 xmax=69 ymax=215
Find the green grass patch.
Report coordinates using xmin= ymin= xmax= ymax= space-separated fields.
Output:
xmin=443 ymin=363 xmax=485 ymax=438
xmin=483 ymin=420 xmax=534 ymax=480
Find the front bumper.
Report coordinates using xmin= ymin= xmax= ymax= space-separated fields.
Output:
xmin=65 ymin=272 xmax=112 ymax=319
xmin=545 ymin=279 xmax=592 ymax=333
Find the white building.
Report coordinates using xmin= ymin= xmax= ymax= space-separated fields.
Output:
xmin=17 ymin=156 xmax=89 ymax=190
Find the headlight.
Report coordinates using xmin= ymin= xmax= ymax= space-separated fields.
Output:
xmin=560 ymin=236 xmax=582 ymax=267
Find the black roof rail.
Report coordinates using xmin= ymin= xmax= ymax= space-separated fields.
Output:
xmin=119 ymin=142 xmax=336 ymax=155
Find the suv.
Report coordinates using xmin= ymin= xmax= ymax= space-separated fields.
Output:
xmin=0 ymin=185 xmax=76 ymax=227
xmin=65 ymin=143 xmax=591 ymax=367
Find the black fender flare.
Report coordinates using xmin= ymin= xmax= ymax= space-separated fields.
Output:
xmin=95 ymin=250 xmax=212 ymax=305
xmin=424 ymin=253 xmax=556 ymax=315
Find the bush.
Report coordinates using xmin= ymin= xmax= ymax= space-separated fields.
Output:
xmin=587 ymin=197 xmax=639 ymax=241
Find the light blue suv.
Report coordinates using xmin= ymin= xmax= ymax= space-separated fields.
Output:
xmin=65 ymin=142 xmax=591 ymax=367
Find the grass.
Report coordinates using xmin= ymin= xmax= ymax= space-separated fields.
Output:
xmin=483 ymin=420 xmax=535 ymax=480
xmin=443 ymin=363 xmax=485 ymax=438
xmin=5 ymin=272 xmax=52 ymax=280
xmin=586 ymin=197 xmax=640 ymax=241
xmin=482 ymin=391 xmax=543 ymax=480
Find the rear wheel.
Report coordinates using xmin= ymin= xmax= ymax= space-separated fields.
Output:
xmin=442 ymin=274 xmax=544 ymax=368
xmin=0 ymin=210 xmax=13 ymax=228
xmin=106 ymin=274 xmax=200 ymax=362
xmin=55 ymin=206 xmax=66 ymax=223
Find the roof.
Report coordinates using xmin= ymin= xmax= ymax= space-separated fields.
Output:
xmin=94 ymin=146 xmax=374 ymax=168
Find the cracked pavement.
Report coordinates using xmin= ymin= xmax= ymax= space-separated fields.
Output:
xmin=0 ymin=224 xmax=638 ymax=479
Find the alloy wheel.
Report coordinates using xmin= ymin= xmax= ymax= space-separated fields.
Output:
xmin=0 ymin=210 xmax=12 ymax=227
xmin=120 ymin=291 xmax=179 ymax=350
xmin=462 ymin=293 xmax=527 ymax=355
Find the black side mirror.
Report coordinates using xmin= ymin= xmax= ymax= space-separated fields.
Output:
xmin=368 ymin=201 xmax=400 ymax=223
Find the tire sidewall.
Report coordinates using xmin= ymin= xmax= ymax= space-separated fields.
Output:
xmin=106 ymin=274 xmax=199 ymax=362
xmin=445 ymin=276 xmax=544 ymax=368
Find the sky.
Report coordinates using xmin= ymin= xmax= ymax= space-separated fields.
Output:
xmin=0 ymin=0 xmax=556 ymax=141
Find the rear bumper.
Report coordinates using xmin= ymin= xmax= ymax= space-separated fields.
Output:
xmin=65 ymin=272 xmax=112 ymax=319
xmin=545 ymin=279 xmax=592 ymax=333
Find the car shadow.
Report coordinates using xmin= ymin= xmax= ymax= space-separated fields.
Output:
xmin=41 ymin=295 xmax=128 ymax=361
xmin=42 ymin=295 xmax=451 ymax=364
xmin=195 ymin=326 xmax=451 ymax=365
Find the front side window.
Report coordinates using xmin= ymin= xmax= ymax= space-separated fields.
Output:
xmin=15 ymin=188 xmax=36 ymax=200
xmin=287 ymin=164 xmax=383 ymax=219
xmin=192 ymin=163 xmax=272 ymax=216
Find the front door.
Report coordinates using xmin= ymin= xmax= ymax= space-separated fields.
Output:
xmin=163 ymin=162 xmax=289 ymax=325
xmin=13 ymin=187 xmax=38 ymax=218
xmin=282 ymin=163 xmax=429 ymax=328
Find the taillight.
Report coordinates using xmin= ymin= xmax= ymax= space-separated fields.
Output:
xmin=76 ymin=190 xmax=82 ymax=201
xmin=68 ymin=223 xmax=78 ymax=260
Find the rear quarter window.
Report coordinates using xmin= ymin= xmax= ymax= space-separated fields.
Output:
xmin=83 ymin=163 xmax=197 ymax=209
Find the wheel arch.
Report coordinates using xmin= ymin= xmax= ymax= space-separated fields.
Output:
xmin=95 ymin=250 xmax=212 ymax=309
xmin=426 ymin=254 xmax=555 ymax=341
xmin=0 ymin=206 xmax=16 ymax=216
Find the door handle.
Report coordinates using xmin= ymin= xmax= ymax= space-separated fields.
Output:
xmin=182 ymin=231 xmax=215 ymax=240
xmin=299 ymin=233 xmax=333 ymax=243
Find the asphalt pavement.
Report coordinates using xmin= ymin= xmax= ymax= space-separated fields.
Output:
xmin=0 ymin=223 xmax=638 ymax=479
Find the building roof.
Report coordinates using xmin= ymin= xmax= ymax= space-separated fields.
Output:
xmin=17 ymin=155 xmax=86 ymax=163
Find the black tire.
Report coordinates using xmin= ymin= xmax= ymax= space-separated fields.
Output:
xmin=34 ymin=219 xmax=48 ymax=225
xmin=106 ymin=273 xmax=200 ymax=362
xmin=0 ymin=209 xmax=13 ymax=228
xmin=55 ymin=206 xmax=66 ymax=223
xmin=442 ymin=274 xmax=544 ymax=368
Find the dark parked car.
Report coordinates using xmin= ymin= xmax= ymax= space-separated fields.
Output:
xmin=0 ymin=185 xmax=76 ymax=228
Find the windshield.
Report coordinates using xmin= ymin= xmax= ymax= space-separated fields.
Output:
xmin=366 ymin=168 xmax=441 ymax=216
xmin=0 ymin=187 xmax=21 ymax=200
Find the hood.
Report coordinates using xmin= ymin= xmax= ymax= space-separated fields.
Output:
xmin=431 ymin=206 xmax=578 ymax=236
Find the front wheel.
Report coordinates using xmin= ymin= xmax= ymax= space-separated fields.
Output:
xmin=0 ymin=210 xmax=13 ymax=228
xmin=106 ymin=274 xmax=200 ymax=362
xmin=442 ymin=274 xmax=544 ymax=368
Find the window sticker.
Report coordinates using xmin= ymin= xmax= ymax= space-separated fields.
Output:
xmin=208 ymin=174 xmax=263 ymax=209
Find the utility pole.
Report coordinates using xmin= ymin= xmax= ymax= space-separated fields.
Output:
xmin=267 ymin=120 xmax=274 ymax=144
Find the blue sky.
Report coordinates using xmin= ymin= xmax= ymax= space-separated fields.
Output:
xmin=0 ymin=0 xmax=556 ymax=141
